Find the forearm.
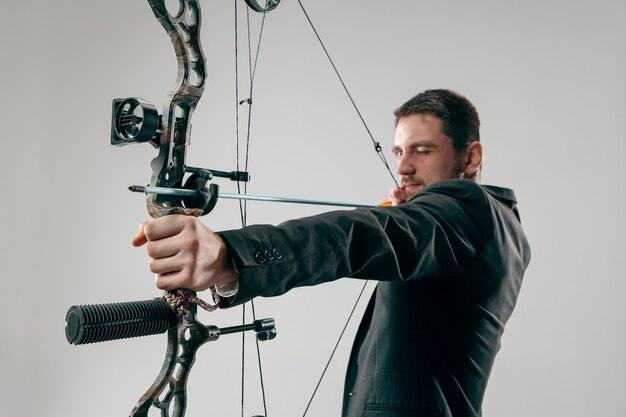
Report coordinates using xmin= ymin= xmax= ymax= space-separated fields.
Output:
xmin=218 ymin=180 xmax=487 ymax=307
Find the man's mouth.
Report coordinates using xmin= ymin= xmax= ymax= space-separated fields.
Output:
xmin=402 ymin=182 xmax=424 ymax=196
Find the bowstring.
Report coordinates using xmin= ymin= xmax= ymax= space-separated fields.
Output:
xmin=291 ymin=1 xmax=397 ymax=414
xmin=235 ymin=1 xmax=271 ymax=416
xmin=233 ymin=6 xmax=246 ymax=417
xmin=295 ymin=0 xmax=399 ymax=188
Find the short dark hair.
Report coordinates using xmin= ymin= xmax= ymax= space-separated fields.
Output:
xmin=394 ymin=89 xmax=480 ymax=151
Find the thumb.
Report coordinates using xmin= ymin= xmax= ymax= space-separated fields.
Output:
xmin=388 ymin=187 xmax=408 ymax=206
xmin=131 ymin=221 xmax=150 ymax=247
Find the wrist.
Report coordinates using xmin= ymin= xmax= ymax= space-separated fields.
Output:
xmin=215 ymin=277 xmax=239 ymax=297
xmin=215 ymin=254 xmax=240 ymax=297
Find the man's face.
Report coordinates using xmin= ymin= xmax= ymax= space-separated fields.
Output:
xmin=392 ymin=113 xmax=466 ymax=198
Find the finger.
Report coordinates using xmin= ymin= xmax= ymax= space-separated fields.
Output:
xmin=144 ymin=215 xmax=188 ymax=241
xmin=154 ymin=268 xmax=193 ymax=291
xmin=131 ymin=221 xmax=150 ymax=247
xmin=155 ymin=271 xmax=186 ymax=291
xmin=146 ymin=238 xmax=180 ymax=259
xmin=150 ymin=252 xmax=185 ymax=274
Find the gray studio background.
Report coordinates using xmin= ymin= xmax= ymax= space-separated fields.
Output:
xmin=1 ymin=0 xmax=624 ymax=416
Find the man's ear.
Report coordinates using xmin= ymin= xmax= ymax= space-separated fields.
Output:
xmin=463 ymin=141 xmax=483 ymax=180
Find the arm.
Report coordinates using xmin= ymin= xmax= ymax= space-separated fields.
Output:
xmin=220 ymin=179 xmax=489 ymax=306
xmin=131 ymin=179 xmax=488 ymax=305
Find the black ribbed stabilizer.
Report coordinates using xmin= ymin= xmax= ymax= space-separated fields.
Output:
xmin=65 ymin=298 xmax=176 ymax=345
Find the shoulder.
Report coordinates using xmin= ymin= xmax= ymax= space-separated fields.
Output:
xmin=408 ymin=179 xmax=489 ymax=210
xmin=396 ymin=180 xmax=492 ymax=237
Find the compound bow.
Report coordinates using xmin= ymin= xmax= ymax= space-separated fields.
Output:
xmin=66 ymin=2 xmax=281 ymax=417
xmin=65 ymin=1 xmax=396 ymax=416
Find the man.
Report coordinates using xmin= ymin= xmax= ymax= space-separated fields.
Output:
xmin=132 ymin=89 xmax=530 ymax=416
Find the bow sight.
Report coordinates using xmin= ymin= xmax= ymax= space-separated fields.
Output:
xmin=111 ymin=97 xmax=251 ymax=216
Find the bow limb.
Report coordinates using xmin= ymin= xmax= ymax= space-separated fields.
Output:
xmin=131 ymin=301 xmax=220 ymax=417
xmin=146 ymin=0 xmax=206 ymax=218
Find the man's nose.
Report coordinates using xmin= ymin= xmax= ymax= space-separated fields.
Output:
xmin=396 ymin=154 xmax=416 ymax=176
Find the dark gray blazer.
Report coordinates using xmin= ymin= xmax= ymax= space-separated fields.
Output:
xmin=220 ymin=179 xmax=530 ymax=417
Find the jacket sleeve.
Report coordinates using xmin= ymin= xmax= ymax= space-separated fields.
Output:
xmin=218 ymin=179 xmax=489 ymax=307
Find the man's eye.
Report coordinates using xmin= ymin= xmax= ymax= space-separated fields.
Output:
xmin=416 ymin=148 xmax=431 ymax=154
xmin=393 ymin=151 xmax=403 ymax=158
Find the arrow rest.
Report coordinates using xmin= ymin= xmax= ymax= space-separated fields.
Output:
xmin=182 ymin=171 xmax=220 ymax=215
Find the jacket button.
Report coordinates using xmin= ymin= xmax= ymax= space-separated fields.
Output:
xmin=272 ymin=248 xmax=282 ymax=259
xmin=264 ymin=249 xmax=275 ymax=261
xmin=254 ymin=251 xmax=267 ymax=264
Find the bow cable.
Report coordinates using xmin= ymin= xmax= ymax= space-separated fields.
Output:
xmin=234 ymin=1 xmax=398 ymax=416
xmin=235 ymin=1 xmax=271 ymax=416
